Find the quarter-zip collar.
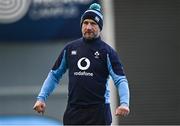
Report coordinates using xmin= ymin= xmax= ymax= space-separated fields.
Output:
xmin=82 ymin=36 xmax=101 ymax=44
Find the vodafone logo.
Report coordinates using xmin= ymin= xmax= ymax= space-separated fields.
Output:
xmin=77 ymin=57 xmax=90 ymax=70
xmin=74 ymin=57 xmax=93 ymax=77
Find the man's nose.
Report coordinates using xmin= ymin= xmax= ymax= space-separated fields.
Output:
xmin=86 ymin=23 xmax=92 ymax=29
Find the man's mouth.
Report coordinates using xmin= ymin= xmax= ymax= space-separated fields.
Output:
xmin=85 ymin=31 xmax=93 ymax=34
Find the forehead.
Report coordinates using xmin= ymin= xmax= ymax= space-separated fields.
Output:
xmin=83 ymin=19 xmax=97 ymax=24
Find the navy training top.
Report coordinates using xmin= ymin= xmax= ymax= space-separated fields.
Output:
xmin=37 ymin=37 xmax=130 ymax=106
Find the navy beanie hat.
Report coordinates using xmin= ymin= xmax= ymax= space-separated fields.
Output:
xmin=80 ymin=3 xmax=103 ymax=30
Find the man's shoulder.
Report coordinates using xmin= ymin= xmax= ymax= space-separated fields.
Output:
xmin=68 ymin=38 xmax=82 ymax=45
xmin=100 ymin=39 xmax=115 ymax=52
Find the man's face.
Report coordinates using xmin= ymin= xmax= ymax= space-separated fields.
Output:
xmin=81 ymin=19 xmax=101 ymax=40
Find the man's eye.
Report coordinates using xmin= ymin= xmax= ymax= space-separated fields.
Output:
xmin=83 ymin=22 xmax=88 ymax=25
xmin=91 ymin=22 xmax=96 ymax=25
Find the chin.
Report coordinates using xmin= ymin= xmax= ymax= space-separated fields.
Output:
xmin=84 ymin=36 xmax=94 ymax=40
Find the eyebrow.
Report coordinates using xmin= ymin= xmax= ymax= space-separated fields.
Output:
xmin=83 ymin=20 xmax=97 ymax=24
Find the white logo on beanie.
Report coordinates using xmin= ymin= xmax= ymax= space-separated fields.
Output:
xmin=95 ymin=16 xmax=100 ymax=22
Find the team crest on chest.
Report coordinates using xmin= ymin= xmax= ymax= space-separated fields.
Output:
xmin=94 ymin=51 xmax=100 ymax=59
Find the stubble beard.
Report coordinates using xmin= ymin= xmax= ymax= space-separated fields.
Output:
xmin=83 ymin=32 xmax=98 ymax=40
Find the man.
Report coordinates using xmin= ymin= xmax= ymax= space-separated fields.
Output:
xmin=33 ymin=3 xmax=130 ymax=125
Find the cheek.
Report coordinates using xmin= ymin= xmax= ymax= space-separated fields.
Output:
xmin=94 ymin=28 xmax=99 ymax=34
xmin=95 ymin=26 xmax=100 ymax=31
xmin=81 ymin=27 xmax=85 ymax=33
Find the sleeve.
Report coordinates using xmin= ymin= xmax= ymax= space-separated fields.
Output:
xmin=107 ymin=49 xmax=130 ymax=107
xmin=37 ymin=48 xmax=68 ymax=102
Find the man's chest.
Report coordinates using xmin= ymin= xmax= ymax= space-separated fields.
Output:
xmin=67 ymin=45 xmax=108 ymax=73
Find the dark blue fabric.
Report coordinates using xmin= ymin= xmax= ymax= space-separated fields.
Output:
xmin=52 ymin=37 xmax=126 ymax=105
xmin=63 ymin=103 xmax=112 ymax=125
xmin=37 ymin=37 xmax=129 ymax=125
